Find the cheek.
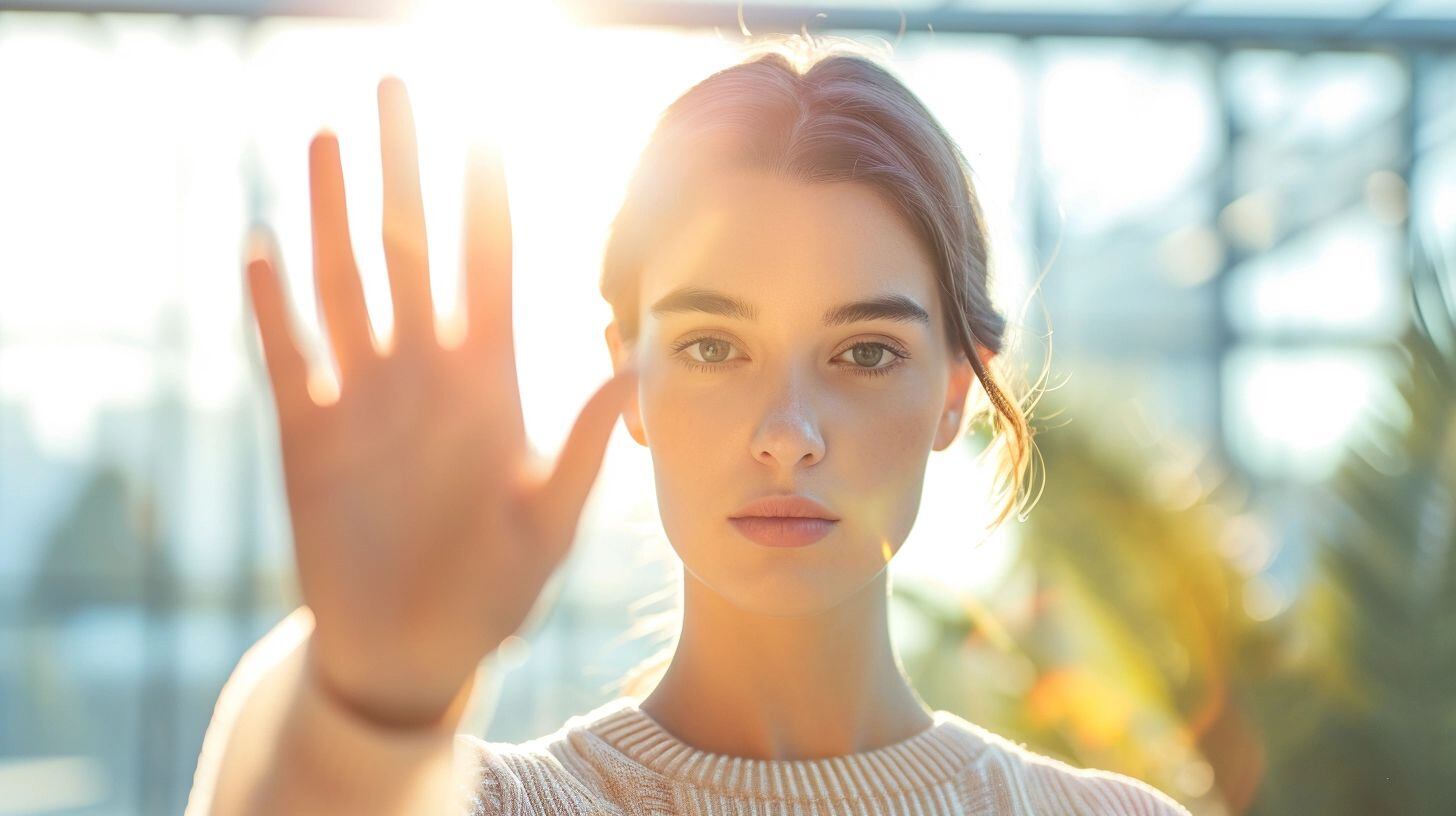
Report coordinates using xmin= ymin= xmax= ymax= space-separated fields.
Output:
xmin=840 ymin=384 xmax=937 ymax=465
xmin=639 ymin=371 xmax=742 ymax=466
xmin=637 ymin=370 xmax=741 ymax=535
xmin=832 ymin=380 xmax=940 ymax=547
xmin=833 ymin=356 xmax=945 ymax=463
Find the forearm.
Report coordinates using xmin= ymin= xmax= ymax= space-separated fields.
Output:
xmin=186 ymin=606 xmax=476 ymax=816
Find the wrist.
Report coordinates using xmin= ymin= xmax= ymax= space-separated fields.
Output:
xmin=302 ymin=638 xmax=472 ymax=733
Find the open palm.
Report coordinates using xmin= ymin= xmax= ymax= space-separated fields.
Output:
xmin=244 ymin=77 xmax=636 ymax=729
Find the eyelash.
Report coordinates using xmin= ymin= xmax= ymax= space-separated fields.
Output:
xmin=669 ymin=334 xmax=911 ymax=379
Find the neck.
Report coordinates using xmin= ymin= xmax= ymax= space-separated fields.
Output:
xmin=638 ymin=568 xmax=934 ymax=761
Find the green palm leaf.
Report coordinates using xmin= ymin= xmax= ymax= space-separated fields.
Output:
xmin=1259 ymin=239 xmax=1456 ymax=815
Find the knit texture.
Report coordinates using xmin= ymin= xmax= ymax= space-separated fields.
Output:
xmin=455 ymin=697 xmax=1193 ymax=815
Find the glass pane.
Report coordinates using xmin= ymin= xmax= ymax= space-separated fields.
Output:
xmin=1036 ymin=39 xmax=1219 ymax=235
xmin=1224 ymin=346 xmax=1391 ymax=480
xmin=1225 ymin=49 xmax=1406 ymax=147
xmin=1226 ymin=210 xmax=1406 ymax=337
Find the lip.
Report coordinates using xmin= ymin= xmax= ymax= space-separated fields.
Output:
xmin=729 ymin=516 xmax=838 ymax=548
xmin=728 ymin=493 xmax=840 ymax=548
xmin=729 ymin=493 xmax=841 ymax=521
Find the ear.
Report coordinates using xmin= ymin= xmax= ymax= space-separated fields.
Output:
xmin=604 ymin=320 xmax=647 ymax=447
xmin=932 ymin=343 xmax=993 ymax=452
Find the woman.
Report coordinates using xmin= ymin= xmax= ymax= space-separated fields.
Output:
xmin=187 ymin=36 xmax=1192 ymax=816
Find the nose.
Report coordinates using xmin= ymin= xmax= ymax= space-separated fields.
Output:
xmin=749 ymin=374 xmax=826 ymax=469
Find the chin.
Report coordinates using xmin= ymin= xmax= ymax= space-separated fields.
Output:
xmin=685 ymin=543 xmax=892 ymax=618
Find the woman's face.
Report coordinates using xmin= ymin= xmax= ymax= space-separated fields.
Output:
xmin=606 ymin=169 xmax=978 ymax=617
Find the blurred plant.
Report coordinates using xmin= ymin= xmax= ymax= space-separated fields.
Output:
xmin=1244 ymin=240 xmax=1456 ymax=815
xmin=897 ymin=370 xmax=1265 ymax=811
xmin=896 ymin=239 xmax=1456 ymax=816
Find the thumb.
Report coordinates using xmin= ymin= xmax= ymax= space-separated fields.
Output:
xmin=536 ymin=365 xmax=639 ymax=539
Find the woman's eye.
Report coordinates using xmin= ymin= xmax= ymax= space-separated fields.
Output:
xmin=842 ymin=343 xmax=891 ymax=369
xmin=681 ymin=337 xmax=739 ymax=364
xmin=833 ymin=342 xmax=907 ymax=375
xmin=672 ymin=336 xmax=908 ymax=377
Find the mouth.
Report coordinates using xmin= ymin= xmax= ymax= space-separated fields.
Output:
xmin=729 ymin=493 xmax=840 ymax=521
xmin=728 ymin=516 xmax=838 ymax=548
xmin=728 ymin=493 xmax=840 ymax=547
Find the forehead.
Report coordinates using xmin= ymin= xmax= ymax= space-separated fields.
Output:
xmin=639 ymin=170 xmax=940 ymax=315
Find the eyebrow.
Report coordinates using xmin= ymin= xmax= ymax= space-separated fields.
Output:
xmin=649 ymin=286 xmax=931 ymax=328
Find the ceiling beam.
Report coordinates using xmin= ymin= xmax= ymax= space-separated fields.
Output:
xmin=1 ymin=1 xmax=1454 ymax=49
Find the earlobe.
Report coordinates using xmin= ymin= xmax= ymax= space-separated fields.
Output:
xmin=622 ymin=394 xmax=647 ymax=448
xmin=932 ymin=407 xmax=962 ymax=452
xmin=603 ymin=321 xmax=648 ymax=447
xmin=933 ymin=347 xmax=982 ymax=452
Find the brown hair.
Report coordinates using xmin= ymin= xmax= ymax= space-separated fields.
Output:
xmin=598 ymin=34 xmax=1047 ymax=698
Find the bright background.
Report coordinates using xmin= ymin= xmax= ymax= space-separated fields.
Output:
xmin=2 ymin=1 xmax=1454 ymax=814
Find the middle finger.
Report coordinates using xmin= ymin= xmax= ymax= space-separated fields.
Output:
xmin=378 ymin=76 xmax=435 ymax=351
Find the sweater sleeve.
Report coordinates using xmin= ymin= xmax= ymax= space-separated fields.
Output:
xmin=184 ymin=606 xmax=502 ymax=816
xmin=1022 ymin=755 xmax=1192 ymax=816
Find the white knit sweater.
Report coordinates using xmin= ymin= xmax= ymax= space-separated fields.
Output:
xmin=186 ymin=609 xmax=1193 ymax=816
xmin=458 ymin=696 xmax=1191 ymax=815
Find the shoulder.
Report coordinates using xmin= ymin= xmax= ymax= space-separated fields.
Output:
xmin=948 ymin=718 xmax=1191 ymax=816
xmin=453 ymin=734 xmax=528 ymax=816
xmin=453 ymin=730 xmax=624 ymax=816
xmin=1019 ymin=758 xmax=1192 ymax=816
xmin=451 ymin=696 xmax=661 ymax=815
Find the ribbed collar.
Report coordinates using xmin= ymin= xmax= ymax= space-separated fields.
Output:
xmin=569 ymin=697 xmax=991 ymax=802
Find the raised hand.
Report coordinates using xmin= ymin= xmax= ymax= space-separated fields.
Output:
xmin=243 ymin=77 xmax=637 ymax=730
